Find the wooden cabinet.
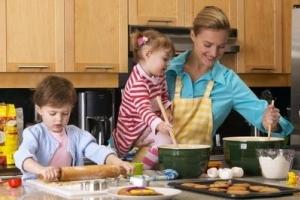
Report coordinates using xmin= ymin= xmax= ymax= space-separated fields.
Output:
xmin=65 ymin=0 xmax=128 ymax=73
xmin=0 ymin=0 xmax=64 ymax=72
xmin=129 ymin=0 xmax=185 ymax=26
xmin=185 ymin=0 xmax=237 ymax=28
xmin=0 ymin=0 xmax=127 ymax=88
xmin=236 ymin=0 xmax=282 ymax=73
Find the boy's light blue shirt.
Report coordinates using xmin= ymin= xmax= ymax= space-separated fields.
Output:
xmin=166 ymin=51 xmax=294 ymax=137
xmin=14 ymin=123 xmax=115 ymax=180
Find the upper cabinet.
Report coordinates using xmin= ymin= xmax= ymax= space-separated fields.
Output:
xmin=0 ymin=0 xmax=128 ymax=74
xmin=0 ymin=0 xmax=64 ymax=72
xmin=129 ymin=0 xmax=185 ymax=26
xmin=65 ymin=0 xmax=128 ymax=73
xmin=185 ymin=0 xmax=237 ymax=28
xmin=236 ymin=0 xmax=282 ymax=73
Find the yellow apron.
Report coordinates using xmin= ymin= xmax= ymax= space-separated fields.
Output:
xmin=173 ymin=78 xmax=214 ymax=145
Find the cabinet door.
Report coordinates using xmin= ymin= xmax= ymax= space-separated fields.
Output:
xmin=185 ymin=0 xmax=237 ymax=28
xmin=66 ymin=0 xmax=127 ymax=73
xmin=237 ymin=0 xmax=282 ymax=73
xmin=0 ymin=0 xmax=64 ymax=72
xmin=129 ymin=0 xmax=185 ymax=26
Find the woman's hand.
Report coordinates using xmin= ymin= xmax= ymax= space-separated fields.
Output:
xmin=39 ymin=166 xmax=60 ymax=182
xmin=157 ymin=121 xmax=173 ymax=136
xmin=262 ymin=103 xmax=281 ymax=132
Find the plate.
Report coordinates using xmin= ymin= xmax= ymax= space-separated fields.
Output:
xmin=108 ymin=186 xmax=182 ymax=200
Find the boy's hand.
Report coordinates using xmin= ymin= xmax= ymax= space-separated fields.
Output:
xmin=105 ymin=154 xmax=134 ymax=175
xmin=39 ymin=166 xmax=60 ymax=182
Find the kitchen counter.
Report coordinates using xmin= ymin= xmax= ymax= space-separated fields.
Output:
xmin=0 ymin=176 xmax=299 ymax=200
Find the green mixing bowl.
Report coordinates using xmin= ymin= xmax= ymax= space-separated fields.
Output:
xmin=223 ymin=137 xmax=284 ymax=175
xmin=158 ymin=144 xmax=211 ymax=178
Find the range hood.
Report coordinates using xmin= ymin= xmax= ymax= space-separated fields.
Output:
xmin=128 ymin=25 xmax=239 ymax=55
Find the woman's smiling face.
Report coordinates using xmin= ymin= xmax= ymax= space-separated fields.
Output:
xmin=191 ymin=28 xmax=228 ymax=68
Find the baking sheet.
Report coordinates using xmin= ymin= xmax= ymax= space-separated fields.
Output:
xmin=168 ymin=179 xmax=300 ymax=199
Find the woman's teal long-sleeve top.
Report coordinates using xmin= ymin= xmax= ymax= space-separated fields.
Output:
xmin=166 ymin=51 xmax=294 ymax=137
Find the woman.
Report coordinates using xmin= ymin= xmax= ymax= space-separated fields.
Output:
xmin=166 ymin=6 xmax=293 ymax=144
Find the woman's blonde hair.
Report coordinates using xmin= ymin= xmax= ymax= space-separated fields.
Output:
xmin=130 ymin=29 xmax=175 ymax=62
xmin=193 ymin=6 xmax=230 ymax=35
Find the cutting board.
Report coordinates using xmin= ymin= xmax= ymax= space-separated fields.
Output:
xmin=26 ymin=179 xmax=108 ymax=198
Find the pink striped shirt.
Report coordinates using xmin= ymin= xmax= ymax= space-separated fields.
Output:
xmin=113 ymin=64 xmax=171 ymax=157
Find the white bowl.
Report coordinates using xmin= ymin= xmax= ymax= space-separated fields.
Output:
xmin=257 ymin=149 xmax=295 ymax=179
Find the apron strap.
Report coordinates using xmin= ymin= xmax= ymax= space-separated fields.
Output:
xmin=174 ymin=77 xmax=182 ymax=98
xmin=203 ymin=81 xmax=214 ymax=98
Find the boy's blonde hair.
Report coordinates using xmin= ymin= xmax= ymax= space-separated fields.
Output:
xmin=33 ymin=75 xmax=77 ymax=107
xmin=193 ymin=6 xmax=230 ymax=35
xmin=130 ymin=29 xmax=175 ymax=62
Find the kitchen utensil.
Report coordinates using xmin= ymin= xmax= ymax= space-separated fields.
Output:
xmin=267 ymin=100 xmax=275 ymax=140
xmin=223 ymin=136 xmax=284 ymax=175
xmin=42 ymin=165 xmax=126 ymax=182
xmin=155 ymin=96 xmax=177 ymax=145
xmin=158 ymin=144 xmax=210 ymax=178
xmin=257 ymin=149 xmax=295 ymax=179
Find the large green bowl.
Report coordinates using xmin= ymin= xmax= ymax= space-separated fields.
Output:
xmin=223 ymin=137 xmax=284 ymax=175
xmin=158 ymin=144 xmax=211 ymax=178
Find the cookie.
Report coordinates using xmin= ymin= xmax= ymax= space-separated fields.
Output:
xmin=227 ymin=190 xmax=250 ymax=195
xmin=227 ymin=186 xmax=248 ymax=191
xmin=181 ymin=183 xmax=199 ymax=187
xmin=249 ymin=185 xmax=266 ymax=192
xmin=232 ymin=183 xmax=250 ymax=188
xmin=258 ymin=187 xmax=280 ymax=193
xmin=193 ymin=184 xmax=209 ymax=189
xmin=208 ymin=187 xmax=227 ymax=192
xmin=209 ymin=182 xmax=230 ymax=188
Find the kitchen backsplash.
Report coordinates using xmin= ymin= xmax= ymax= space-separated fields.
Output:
xmin=0 ymin=87 xmax=291 ymax=139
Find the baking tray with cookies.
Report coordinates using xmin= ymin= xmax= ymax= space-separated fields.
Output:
xmin=168 ymin=179 xmax=300 ymax=199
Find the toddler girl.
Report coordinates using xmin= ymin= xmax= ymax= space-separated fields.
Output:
xmin=113 ymin=30 xmax=175 ymax=169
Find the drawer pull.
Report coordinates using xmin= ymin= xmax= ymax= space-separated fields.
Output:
xmin=85 ymin=65 xmax=113 ymax=70
xmin=18 ymin=65 xmax=49 ymax=69
xmin=250 ymin=67 xmax=275 ymax=71
xmin=147 ymin=19 xmax=174 ymax=25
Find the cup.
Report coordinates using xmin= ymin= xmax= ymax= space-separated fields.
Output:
xmin=133 ymin=162 xmax=144 ymax=176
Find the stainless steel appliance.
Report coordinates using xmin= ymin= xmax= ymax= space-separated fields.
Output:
xmin=291 ymin=5 xmax=300 ymax=143
xmin=78 ymin=91 xmax=114 ymax=145
xmin=291 ymin=5 xmax=300 ymax=169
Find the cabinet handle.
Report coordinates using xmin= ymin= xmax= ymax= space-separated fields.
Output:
xmin=18 ymin=65 xmax=49 ymax=69
xmin=85 ymin=65 xmax=113 ymax=70
xmin=147 ymin=19 xmax=174 ymax=25
xmin=250 ymin=67 xmax=275 ymax=71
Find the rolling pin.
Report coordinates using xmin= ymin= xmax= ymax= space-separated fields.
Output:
xmin=57 ymin=165 xmax=126 ymax=181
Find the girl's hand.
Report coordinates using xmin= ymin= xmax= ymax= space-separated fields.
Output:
xmin=157 ymin=121 xmax=173 ymax=136
xmin=165 ymin=107 xmax=173 ymax=123
xmin=39 ymin=166 xmax=60 ymax=182
xmin=134 ymin=130 xmax=154 ymax=147
xmin=262 ymin=104 xmax=280 ymax=132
